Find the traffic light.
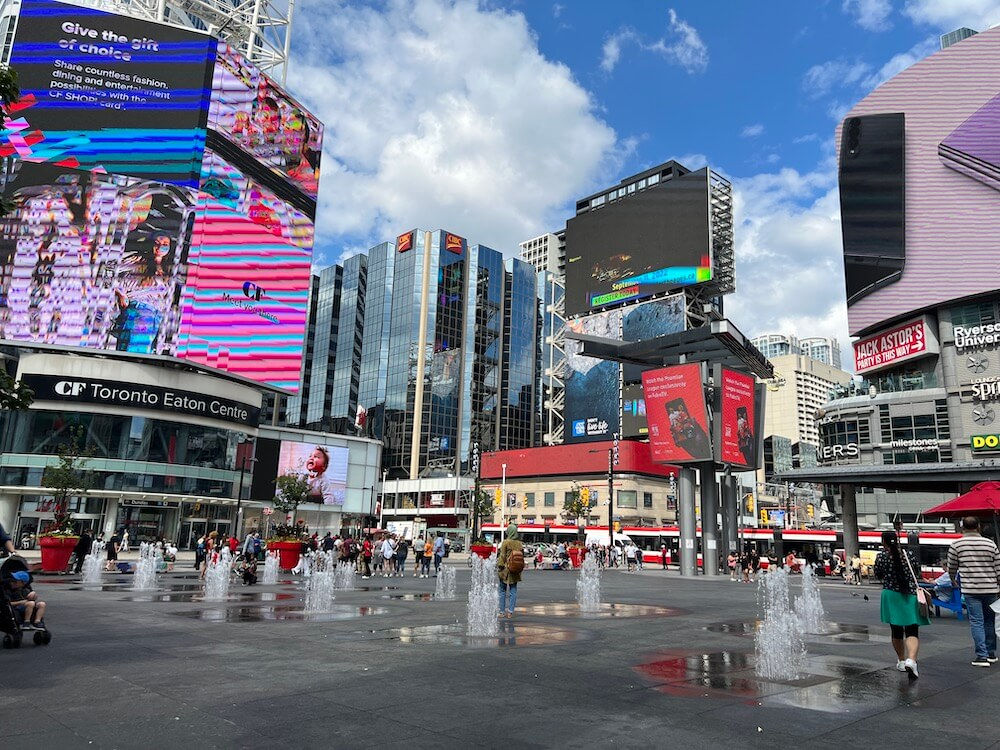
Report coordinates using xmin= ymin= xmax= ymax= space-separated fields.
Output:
xmin=745 ymin=494 xmax=754 ymax=514
xmin=522 ymin=495 xmax=528 ymax=510
xmin=760 ymin=509 xmax=769 ymax=525
xmin=494 ymin=488 xmax=502 ymax=507
xmin=807 ymin=503 xmax=815 ymax=519
xmin=581 ymin=487 xmax=590 ymax=504
xmin=613 ymin=521 xmax=621 ymax=533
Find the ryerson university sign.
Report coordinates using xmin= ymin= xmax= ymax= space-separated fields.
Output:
xmin=22 ymin=374 xmax=260 ymax=427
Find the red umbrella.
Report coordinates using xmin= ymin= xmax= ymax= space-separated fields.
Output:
xmin=923 ymin=481 xmax=1000 ymax=517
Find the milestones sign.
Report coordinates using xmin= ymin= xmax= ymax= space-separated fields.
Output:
xmin=22 ymin=374 xmax=260 ymax=427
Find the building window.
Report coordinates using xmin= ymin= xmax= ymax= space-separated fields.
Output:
xmin=543 ymin=492 xmax=555 ymax=507
xmin=643 ymin=492 xmax=653 ymax=509
xmin=525 ymin=492 xmax=535 ymax=508
xmin=618 ymin=490 xmax=637 ymax=509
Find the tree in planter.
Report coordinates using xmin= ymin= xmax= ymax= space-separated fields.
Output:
xmin=40 ymin=427 xmax=94 ymax=536
xmin=563 ymin=484 xmax=591 ymax=542
xmin=470 ymin=488 xmax=497 ymax=544
xmin=269 ymin=473 xmax=311 ymax=540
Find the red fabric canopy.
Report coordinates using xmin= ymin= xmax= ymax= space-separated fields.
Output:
xmin=924 ymin=481 xmax=1000 ymax=517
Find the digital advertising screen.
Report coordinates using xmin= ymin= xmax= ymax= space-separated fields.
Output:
xmin=621 ymin=383 xmax=647 ymax=439
xmin=0 ymin=157 xmax=312 ymax=392
xmin=564 ymin=308 xmax=622 ymax=443
xmin=276 ymin=440 xmax=349 ymax=506
xmin=717 ymin=368 xmax=758 ymax=468
xmin=838 ymin=26 xmax=1000 ymax=335
xmin=207 ymin=42 xmax=322 ymax=203
xmin=5 ymin=0 xmax=216 ymax=187
xmin=564 ymin=169 xmax=711 ymax=317
xmin=176 ymin=149 xmax=313 ymax=391
xmin=0 ymin=160 xmax=193 ymax=354
xmin=641 ymin=364 xmax=712 ymax=464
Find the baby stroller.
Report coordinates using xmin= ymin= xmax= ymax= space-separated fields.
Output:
xmin=1 ymin=556 xmax=52 ymax=648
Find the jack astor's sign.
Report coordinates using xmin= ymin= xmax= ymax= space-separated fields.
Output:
xmin=853 ymin=317 xmax=937 ymax=374
xmin=21 ymin=374 xmax=260 ymax=427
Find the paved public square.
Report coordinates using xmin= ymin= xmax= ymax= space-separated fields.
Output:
xmin=3 ymin=564 xmax=999 ymax=749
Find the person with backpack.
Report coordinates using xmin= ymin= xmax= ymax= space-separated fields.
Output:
xmin=497 ymin=523 xmax=524 ymax=619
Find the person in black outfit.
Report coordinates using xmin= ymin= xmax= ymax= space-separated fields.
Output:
xmin=73 ymin=528 xmax=93 ymax=574
xmin=0 ymin=521 xmax=14 ymax=557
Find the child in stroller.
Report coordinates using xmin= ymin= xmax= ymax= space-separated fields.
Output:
xmin=1 ymin=556 xmax=52 ymax=648
xmin=235 ymin=554 xmax=258 ymax=585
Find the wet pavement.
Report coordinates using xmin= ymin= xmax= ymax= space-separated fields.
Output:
xmin=172 ymin=604 xmax=391 ymax=622
xmin=371 ymin=622 xmax=584 ymax=647
xmin=5 ymin=568 xmax=998 ymax=748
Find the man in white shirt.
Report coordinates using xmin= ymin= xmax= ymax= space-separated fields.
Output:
xmin=380 ymin=537 xmax=396 ymax=578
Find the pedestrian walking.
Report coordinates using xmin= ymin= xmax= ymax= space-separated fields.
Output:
xmin=421 ymin=537 xmax=433 ymax=578
xmin=361 ymin=535 xmax=373 ymax=578
xmin=73 ymin=528 xmax=93 ymax=574
xmin=874 ymin=530 xmax=928 ymax=678
xmin=413 ymin=536 xmax=424 ymax=577
xmin=120 ymin=529 xmax=130 ymax=553
xmin=195 ymin=534 xmax=206 ymax=571
xmin=395 ymin=537 xmax=409 ymax=576
xmin=946 ymin=516 xmax=1000 ymax=667
xmin=851 ymin=553 xmax=863 ymax=585
xmin=497 ymin=523 xmax=524 ymax=619
xmin=433 ymin=533 xmax=445 ymax=576
xmin=380 ymin=535 xmax=395 ymax=577
xmin=727 ymin=551 xmax=738 ymax=581
xmin=660 ymin=544 xmax=669 ymax=571
xmin=105 ymin=530 xmax=121 ymax=572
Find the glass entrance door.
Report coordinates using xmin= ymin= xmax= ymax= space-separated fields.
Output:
xmin=179 ymin=520 xmax=207 ymax=550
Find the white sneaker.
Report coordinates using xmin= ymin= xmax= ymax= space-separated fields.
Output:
xmin=904 ymin=659 xmax=919 ymax=678
xmin=895 ymin=660 xmax=906 ymax=672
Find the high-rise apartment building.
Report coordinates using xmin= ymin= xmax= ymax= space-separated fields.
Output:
xmin=750 ymin=333 xmax=842 ymax=369
xmin=519 ymin=231 xmax=566 ymax=280
xmin=941 ymin=27 xmax=977 ymax=49
xmin=763 ymin=354 xmax=851 ymax=448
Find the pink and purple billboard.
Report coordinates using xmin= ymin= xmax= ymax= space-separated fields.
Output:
xmin=839 ymin=26 xmax=1000 ymax=336
xmin=0 ymin=3 xmax=321 ymax=393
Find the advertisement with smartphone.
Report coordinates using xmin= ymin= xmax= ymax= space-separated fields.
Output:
xmin=718 ymin=368 xmax=758 ymax=468
xmin=641 ymin=364 xmax=712 ymax=464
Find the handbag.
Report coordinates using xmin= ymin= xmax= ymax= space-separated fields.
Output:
xmin=902 ymin=548 xmax=931 ymax=619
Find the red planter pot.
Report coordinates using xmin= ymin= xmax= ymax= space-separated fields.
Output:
xmin=567 ymin=547 xmax=585 ymax=568
xmin=40 ymin=536 xmax=79 ymax=573
xmin=471 ymin=544 xmax=495 ymax=560
xmin=267 ymin=540 xmax=303 ymax=571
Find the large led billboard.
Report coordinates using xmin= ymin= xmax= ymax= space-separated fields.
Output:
xmin=564 ymin=169 xmax=711 ymax=318
xmin=641 ymin=364 xmax=712 ymax=464
xmin=0 ymin=0 xmax=322 ymax=392
xmin=0 ymin=159 xmax=312 ymax=391
xmin=838 ymin=27 xmax=1000 ymax=335
xmin=716 ymin=368 xmax=759 ymax=469
xmin=276 ymin=440 xmax=349 ymax=506
xmin=6 ymin=0 xmax=215 ymax=187
xmin=207 ymin=42 xmax=323 ymax=206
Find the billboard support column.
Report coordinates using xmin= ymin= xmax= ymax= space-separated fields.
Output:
xmin=677 ymin=467 xmax=697 ymax=577
xmin=841 ymin=484 xmax=860 ymax=564
xmin=699 ymin=463 xmax=720 ymax=576
xmin=721 ymin=473 xmax=738 ymax=558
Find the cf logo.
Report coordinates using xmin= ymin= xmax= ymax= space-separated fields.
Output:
xmin=55 ymin=380 xmax=86 ymax=396
xmin=242 ymin=281 xmax=265 ymax=301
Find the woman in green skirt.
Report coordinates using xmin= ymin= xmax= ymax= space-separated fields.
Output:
xmin=874 ymin=530 xmax=929 ymax=678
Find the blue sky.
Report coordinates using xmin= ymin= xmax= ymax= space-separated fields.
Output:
xmin=285 ymin=0 xmax=1000 ymax=358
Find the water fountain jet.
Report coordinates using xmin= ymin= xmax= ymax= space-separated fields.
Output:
xmin=576 ymin=549 xmax=601 ymax=612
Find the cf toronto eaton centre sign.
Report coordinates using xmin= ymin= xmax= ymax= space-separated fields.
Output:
xmin=23 ymin=374 xmax=260 ymax=427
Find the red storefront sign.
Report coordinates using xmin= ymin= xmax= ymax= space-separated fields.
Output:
xmin=854 ymin=317 xmax=931 ymax=374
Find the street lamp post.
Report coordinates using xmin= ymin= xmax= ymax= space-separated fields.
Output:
xmin=589 ymin=436 xmax=618 ymax=557
xmin=501 ymin=462 xmax=507 ymax=531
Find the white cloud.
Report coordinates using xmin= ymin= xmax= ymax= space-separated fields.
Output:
xmin=600 ymin=9 xmax=708 ymax=74
xmin=727 ymin=166 xmax=850 ymax=363
xmin=552 ymin=3 xmax=564 ymax=18
xmin=741 ymin=123 xmax=765 ymax=138
xmin=288 ymin=0 xmax=618 ymax=256
xmin=862 ymin=36 xmax=939 ymax=89
xmin=842 ymin=0 xmax=893 ymax=30
xmin=904 ymin=0 xmax=1000 ymax=30
xmin=793 ymin=133 xmax=819 ymax=144
xmin=802 ymin=59 xmax=871 ymax=98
